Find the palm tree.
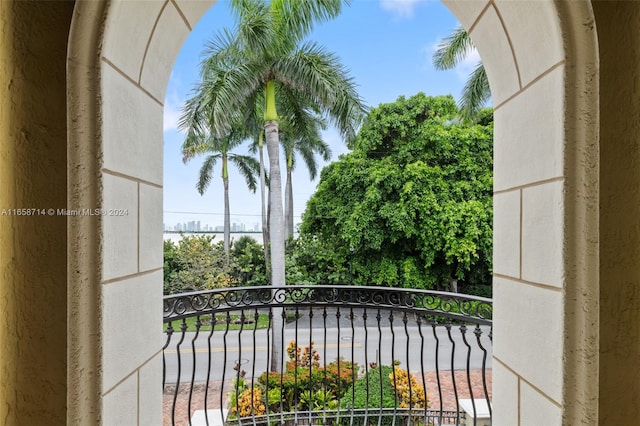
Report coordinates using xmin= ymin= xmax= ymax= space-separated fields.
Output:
xmin=181 ymin=127 xmax=260 ymax=262
xmin=280 ymin=113 xmax=331 ymax=239
xmin=432 ymin=26 xmax=490 ymax=122
xmin=235 ymin=98 xmax=272 ymax=277
xmin=182 ymin=0 xmax=366 ymax=290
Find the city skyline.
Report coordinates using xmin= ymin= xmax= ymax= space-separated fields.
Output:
xmin=163 ymin=220 xmax=260 ymax=233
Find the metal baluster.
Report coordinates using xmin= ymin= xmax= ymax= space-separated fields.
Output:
xmin=162 ymin=322 xmax=173 ymax=424
xmin=221 ymin=312 xmax=231 ymax=425
xmin=264 ymin=309 xmax=272 ymax=422
xmin=390 ymin=311 xmax=397 ymax=426
xmin=432 ymin=323 xmax=443 ymax=425
xmin=237 ymin=311 xmax=246 ymax=425
xmin=349 ymin=307 xmax=356 ymax=426
xmin=460 ymin=324 xmax=477 ymax=426
xmin=475 ymin=324 xmax=491 ymax=420
xmin=336 ymin=307 xmax=342 ymax=424
xmin=293 ymin=306 xmax=299 ymax=426
xmin=363 ymin=308 xmax=370 ymax=426
xmin=171 ymin=319 xmax=187 ymax=426
xmin=279 ymin=307 xmax=286 ymax=425
xmin=204 ymin=314 xmax=217 ymax=426
xmin=187 ymin=316 xmax=202 ymax=426
xmin=162 ymin=322 xmax=174 ymax=390
xmin=445 ymin=323 xmax=460 ymax=425
xmin=250 ymin=309 xmax=259 ymax=426
xmin=377 ymin=309 xmax=383 ymax=426
xmin=308 ymin=308 xmax=314 ymax=425
xmin=403 ymin=312 xmax=412 ymax=425
xmin=416 ymin=316 xmax=428 ymax=426
xmin=161 ymin=286 xmax=493 ymax=426
xmin=322 ymin=307 xmax=328 ymax=423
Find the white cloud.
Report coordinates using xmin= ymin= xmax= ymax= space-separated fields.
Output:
xmin=380 ymin=0 xmax=422 ymax=20
xmin=163 ymin=72 xmax=187 ymax=133
xmin=163 ymin=100 xmax=182 ymax=132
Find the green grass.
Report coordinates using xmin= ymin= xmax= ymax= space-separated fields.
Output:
xmin=164 ymin=311 xmax=302 ymax=332
xmin=164 ymin=313 xmax=271 ymax=332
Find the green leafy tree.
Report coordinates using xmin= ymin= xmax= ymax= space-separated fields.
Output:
xmin=163 ymin=235 xmax=237 ymax=294
xmin=285 ymin=234 xmax=351 ymax=285
xmin=230 ymin=235 xmax=268 ymax=286
xmin=300 ymin=94 xmax=493 ymax=291
xmin=180 ymin=0 xmax=366 ymax=291
xmin=432 ymin=26 xmax=490 ymax=122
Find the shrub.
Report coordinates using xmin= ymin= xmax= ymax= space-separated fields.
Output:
xmin=340 ymin=365 xmax=396 ymax=420
xmin=229 ymin=387 xmax=266 ymax=418
xmin=339 ymin=364 xmax=427 ymax=426
xmin=252 ymin=341 xmax=358 ymax=417
xmin=286 ymin=340 xmax=321 ymax=369
xmin=390 ymin=366 xmax=427 ymax=409
xmin=324 ymin=359 xmax=358 ymax=398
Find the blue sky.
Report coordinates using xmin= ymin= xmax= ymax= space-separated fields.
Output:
xmin=163 ymin=0 xmax=478 ymax=231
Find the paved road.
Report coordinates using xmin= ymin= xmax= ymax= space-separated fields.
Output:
xmin=164 ymin=321 xmax=492 ymax=384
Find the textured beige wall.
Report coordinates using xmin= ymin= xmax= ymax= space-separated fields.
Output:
xmin=555 ymin=1 xmax=601 ymax=424
xmin=594 ymin=2 xmax=640 ymax=424
xmin=0 ymin=1 xmax=73 ymax=424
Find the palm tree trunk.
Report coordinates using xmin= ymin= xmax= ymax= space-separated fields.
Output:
xmin=223 ymin=177 xmax=230 ymax=262
xmin=285 ymin=165 xmax=294 ymax=239
xmin=265 ymin=119 xmax=284 ymax=372
xmin=259 ymin=143 xmax=271 ymax=275
xmin=265 ymin=121 xmax=284 ymax=286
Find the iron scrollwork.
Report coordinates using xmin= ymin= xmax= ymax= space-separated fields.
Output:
xmin=164 ymin=285 xmax=492 ymax=325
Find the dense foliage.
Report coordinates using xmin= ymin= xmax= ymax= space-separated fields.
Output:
xmin=163 ymin=234 xmax=266 ymax=294
xmin=164 ymin=94 xmax=493 ymax=295
xmin=339 ymin=363 xmax=427 ymax=426
xmin=229 ymin=341 xmax=357 ymax=420
xmin=299 ymin=94 xmax=493 ymax=291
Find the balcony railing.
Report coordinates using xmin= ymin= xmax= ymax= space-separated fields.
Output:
xmin=163 ymin=285 xmax=492 ymax=425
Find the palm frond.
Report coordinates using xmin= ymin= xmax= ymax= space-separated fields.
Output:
xmin=188 ymin=60 xmax=264 ymax=139
xmin=272 ymin=0 xmax=345 ymax=48
xmin=272 ymin=41 xmax=367 ymax=144
xmin=432 ymin=26 xmax=475 ymax=70
xmin=230 ymin=0 xmax=275 ymax=56
xmin=229 ymin=154 xmax=261 ymax=192
xmin=202 ymin=28 xmax=239 ymax=70
xmin=196 ymin=155 xmax=219 ymax=195
xmin=181 ymin=131 xmax=211 ymax=163
xmin=458 ymin=62 xmax=491 ymax=122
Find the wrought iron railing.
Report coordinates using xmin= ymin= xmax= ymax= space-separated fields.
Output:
xmin=163 ymin=285 xmax=492 ymax=426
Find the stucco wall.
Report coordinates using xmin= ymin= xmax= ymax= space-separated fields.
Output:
xmin=96 ymin=1 xmax=214 ymax=424
xmin=594 ymin=2 xmax=640 ymax=424
xmin=0 ymin=1 xmax=73 ymax=424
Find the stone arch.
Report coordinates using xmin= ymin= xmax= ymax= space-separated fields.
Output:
xmin=67 ymin=1 xmax=599 ymax=424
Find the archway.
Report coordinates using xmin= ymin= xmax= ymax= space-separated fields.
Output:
xmin=67 ymin=1 xmax=599 ymax=424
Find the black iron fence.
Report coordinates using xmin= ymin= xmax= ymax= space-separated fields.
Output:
xmin=163 ymin=285 xmax=492 ymax=426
